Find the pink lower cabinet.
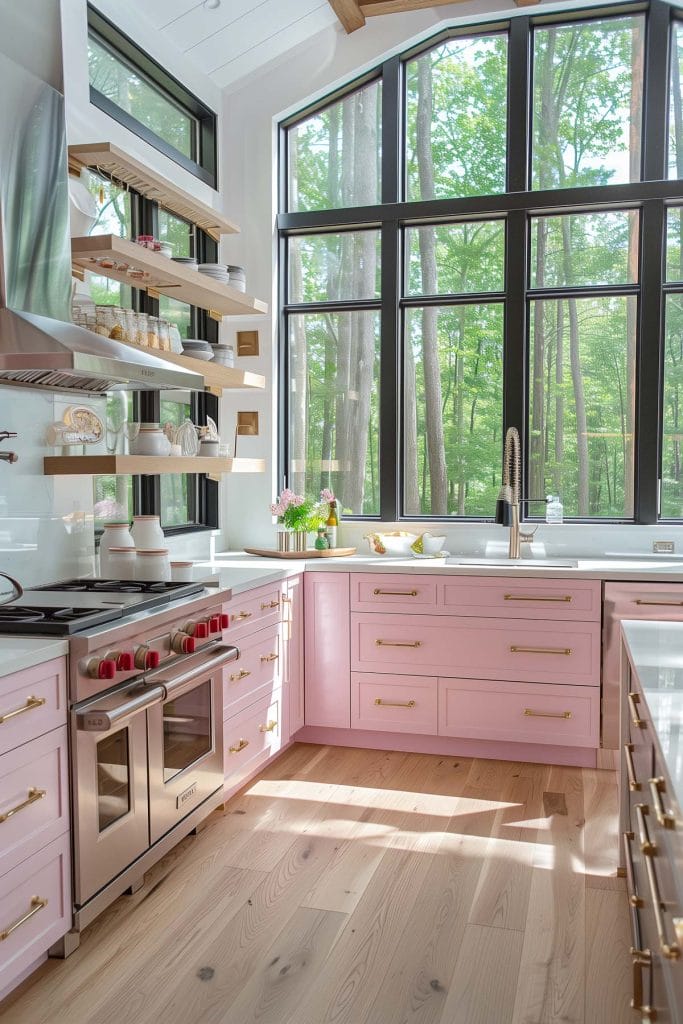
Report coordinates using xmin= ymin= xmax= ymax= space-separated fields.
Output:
xmin=0 ymin=658 xmax=67 ymax=758
xmin=304 ymin=573 xmax=350 ymax=728
xmin=283 ymin=574 xmax=304 ymax=735
xmin=352 ymin=673 xmax=437 ymax=734
xmin=223 ymin=691 xmax=283 ymax=796
xmin=222 ymin=623 xmax=281 ymax=720
xmin=439 ymin=678 xmax=600 ymax=748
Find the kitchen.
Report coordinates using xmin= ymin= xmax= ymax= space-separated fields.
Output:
xmin=1 ymin=0 xmax=683 ymax=1021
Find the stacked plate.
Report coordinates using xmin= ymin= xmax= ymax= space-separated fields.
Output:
xmin=212 ymin=344 xmax=235 ymax=367
xmin=181 ymin=339 xmax=214 ymax=361
xmin=198 ymin=263 xmax=229 ymax=284
xmin=172 ymin=257 xmax=198 ymax=271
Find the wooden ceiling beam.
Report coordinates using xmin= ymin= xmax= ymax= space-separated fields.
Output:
xmin=359 ymin=0 xmax=539 ymax=14
xmin=328 ymin=0 xmax=366 ymax=33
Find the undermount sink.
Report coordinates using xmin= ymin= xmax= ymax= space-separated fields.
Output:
xmin=448 ymin=557 xmax=578 ymax=568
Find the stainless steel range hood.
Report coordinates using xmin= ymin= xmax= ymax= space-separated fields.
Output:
xmin=0 ymin=308 xmax=204 ymax=393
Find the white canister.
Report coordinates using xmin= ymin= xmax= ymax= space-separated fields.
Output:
xmin=103 ymin=546 xmax=137 ymax=580
xmin=135 ymin=549 xmax=170 ymax=582
xmin=131 ymin=516 xmax=165 ymax=549
xmin=170 ymin=561 xmax=194 ymax=582
xmin=130 ymin=427 xmax=171 ymax=456
xmin=99 ymin=523 xmax=134 ymax=576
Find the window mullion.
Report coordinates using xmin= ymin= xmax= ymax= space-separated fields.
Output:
xmin=642 ymin=0 xmax=671 ymax=181
xmin=504 ymin=211 xmax=528 ymax=485
xmin=637 ymin=199 xmax=666 ymax=522
xmin=507 ymin=15 xmax=530 ymax=193
xmin=381 ymin=221 xmax=400 ymax=521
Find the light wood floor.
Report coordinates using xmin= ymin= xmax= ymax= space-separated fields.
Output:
xmin=1 ymin=744 xmax=631 ymax=1024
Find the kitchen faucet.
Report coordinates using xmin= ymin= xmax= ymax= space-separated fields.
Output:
xmin=0 ymin=430 xmax=18 ymax=464
xmin=495 ymin=427 xmax=535 ymax=559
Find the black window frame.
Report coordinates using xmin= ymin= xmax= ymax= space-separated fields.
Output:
xmin=87 ymin=5 xmax=218 ymax=189
xmin=278 ymin=0 xmax=683 ymax=525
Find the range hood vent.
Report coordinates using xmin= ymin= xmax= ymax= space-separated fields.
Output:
xmin=0 ymin=309 xmax=204 ymax=394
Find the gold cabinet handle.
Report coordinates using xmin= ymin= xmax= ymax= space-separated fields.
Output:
xmin=631 ymin=948 xmax=655 ymax=1018
xmin=523 ymin=708 xmax=572 ymax=719
xmin=0 ymin=787 xmax=46 ymax=824
xmin=623 ymin=831 xmax=643 ymax=908
xmin=0 ymin=695 xmax=46 ymax=725
xmin=229 ymin=669 xmax=251 ymax=682
xmin=260 ymin=653 xmax=279 ymax=663
xmin=234 ymin=611 xmax=252 ymax=621
xmin=644 ymin=855 xmax=681 ymax=959
xmin=375 ymin=639 xmax=422 ymax=648
xmin=373 ymin=588 xmax=418 ymax=597
xmin=628 ymin=692 xmax=645 ymax=729
xmin=259 ymin=719 xmax=278 ymax=733
xmin=624 ymin=744 xmax=641 ymax=792
xmin=510 ymin=645 xmax=571 ymax=656
xmin=634 ymin=598 xmax=683 ymax=606
xmin=374 ymin=698 xmax=416 ymax=708
xmin=0 ymin=896 xmax=48 ymax=941
xmin=649 ymin=777 xmax=676 ymax=829
xmin=504 ymin=593 xmax=572 ymax=602
xmin=228 ymin=738 xmax=249 ymax=754
xmin=261 ymin=600 xmax=279 ymax=610
xmin=635 ymin=803 xmax=656 ymax=856
xmin=281 ymin=596 xmax=291 ymax=603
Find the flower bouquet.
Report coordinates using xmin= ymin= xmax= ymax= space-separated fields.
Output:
xmin=270 ymin=488 xmax=334 ymax=551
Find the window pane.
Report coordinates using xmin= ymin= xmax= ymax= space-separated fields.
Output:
xmin=288 ymin=232 xmax=380 ymax=303
xmin=661 ymin=295 xmax=683 ymax=517
xmin=669 ymin=24 xmax=683 ymax=179
xmin=88 ymin=34 xmax=195 ymax=159
xmin=288 ymin=80 xmax=382 ymax=213
xmin=529 ymin=212 xmax=639 ymax=288
xmin=159 ymin=296 xmax=193 ymax=340
xmin=94 ymin=393 xmax=135 ymax=529
xmin=85 ymin=172 xmax=133 ymax=307
xmin=158 ymin=210 xmax=194 ymax=259
xmin=666 ymin=208 xmax=683 ymax=281
xmin=406 ymin=34 xmax=507 ymax=202
xmin=531 ymin=16 xmax=644 ymax=190
xmin=289 ymin=311 xmax=380 ymax=515
xmin=406 ymin=221 xmax=505 ymax=296
xmin=160 ymin=397 xmax=196 ymax=528
xmin=528 ymin=296 xmax=636 ymax=518
xmin=404 ymin=304 xmax=503 ymax=516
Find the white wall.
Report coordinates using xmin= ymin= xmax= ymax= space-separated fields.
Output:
xmin=0 ymin=0 xmax=63 ymax=89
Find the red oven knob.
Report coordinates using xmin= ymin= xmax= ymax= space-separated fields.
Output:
xmin=87 ymin=658 xmax=117 ymax=680
xmin=106 ymin=650 xmax=135 ymax=672
xmin=134 ymin=647 xmax=160 ymax=671
xmin=184 ymin=619 xmax=209 ymax=639
xmin=208 ymin=615 xmax=221 ymax=634
xmin=171 ymin=632 xmax=196 ymax=655
xmin=220 ymin=613 xmax=229 ymax=629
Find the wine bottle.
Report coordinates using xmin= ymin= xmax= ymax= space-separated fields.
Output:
xmin=325 ymin=499 xmax=338 ymax=549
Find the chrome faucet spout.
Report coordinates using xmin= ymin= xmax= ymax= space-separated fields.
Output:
xmin=496 ymin=428 xmax=533 ymax=559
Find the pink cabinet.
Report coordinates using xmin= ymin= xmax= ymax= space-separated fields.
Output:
xmin=222 ymin=582 xmax=282 ymax=644
xmin=350 ymin=574 xmax=439 ymax=615
xmin=223 ymin=691 xmax=283 ymax=795
xmin=352 ymin=672 xmax=437 ymax=734
xmin=284 ymin=574 xmax=304 ymax=735
xmin=441 ymin=576 xmax=601 ymax=621
xmin=304 ymin=573 xmax=350 ymax=728
xmin=0 ymin=658 xmax=66 ymax=758
xmin=222 ymin=623 xmax=281 ymax=720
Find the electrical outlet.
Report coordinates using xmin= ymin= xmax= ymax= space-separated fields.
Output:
xmin=653 ymin=540 xmax=675 ymax=554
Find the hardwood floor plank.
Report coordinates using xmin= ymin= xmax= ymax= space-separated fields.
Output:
xmin=584 ymin=888 xmax=632 ymax=1024
xmin=582 ymin=768 xmax=625 ymax=891
xmin=438 ymin=923 xmax=524 ymax=1024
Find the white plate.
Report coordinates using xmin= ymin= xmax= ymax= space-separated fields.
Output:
xmin=182 ymin=348 xmax=213 ymax=361
xmin=412 ymin=550 xmax=450 ymax=559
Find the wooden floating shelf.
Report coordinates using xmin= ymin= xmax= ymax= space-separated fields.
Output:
xmin=71 ymin=235 xmax=268 ymax=318
xmin=43 ymin=455 xmax=265 ymax=476
xmin=118 ymin=341 xmax=265 ymax=395
xmin=68 ymin=142 xmax=239 ymax=241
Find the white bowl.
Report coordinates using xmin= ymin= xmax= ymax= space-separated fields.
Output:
xmin=422 ymin=535 xmax=447 ymax=554
xmin=366 ymin=532 xmax=418 ymax=556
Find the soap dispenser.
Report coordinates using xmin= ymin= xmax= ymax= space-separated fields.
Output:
xmin=545 ymin=495 xmax=564 ymax=524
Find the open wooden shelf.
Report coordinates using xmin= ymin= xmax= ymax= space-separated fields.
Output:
xmin=43 ymin=455 xmax=265 ymax=476
xmin=71 ymin=235 xmax=268 ymax=318
xmin=68 ymin=142 xmax=239 ymax=241
xmin=118 ymin=342 xmax=265 ymax=396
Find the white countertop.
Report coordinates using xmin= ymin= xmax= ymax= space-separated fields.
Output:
xmin=0 ymin=637 xmax=69 ymax=679
xmin=621 ymin=620 xmax=683 ymax=810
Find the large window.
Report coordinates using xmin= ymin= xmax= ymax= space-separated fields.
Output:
xmin=280 ymin=3 xmax=683 ymax=523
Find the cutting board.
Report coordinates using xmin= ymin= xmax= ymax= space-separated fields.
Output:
xmin=243 ymin=547 xmax=356 ymax=559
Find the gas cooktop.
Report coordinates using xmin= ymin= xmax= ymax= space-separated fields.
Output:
xmin=0 ymin=603 xmax=123 ymax=635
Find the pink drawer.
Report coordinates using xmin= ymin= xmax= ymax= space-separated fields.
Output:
xmin=0 ymin=658 xmax=67 ymax=757
xmin=351 ymin=613 xmax=600 ymax=686
xmin=0 ymin=833 xmax=71 ymax=996
xmin=352 ymin=672 xmax=437 ymax=734
xmin=0 ymin=726 xmax=69 ymax=878
xmin=223 ymin=623 xmax=281 ymax=719
xmin=441 ymin=576 xmax=601 ymax=621
xmin=351 ymin=574 xmax=438 ymax=614
xmin=222 ymin=582 xmax=282 ymax=644
xmin=438 ymin=678 xmax=600 ymax=747
xmin=223 ymin=691 xmax=283 ymax=793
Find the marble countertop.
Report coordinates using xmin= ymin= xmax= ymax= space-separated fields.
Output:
xmin=0 ymin=637 xmax=69 ymax=679
xmin=621 ymin=619 xmax=683 ymax=812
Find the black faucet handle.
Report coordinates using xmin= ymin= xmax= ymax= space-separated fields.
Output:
xmin=0 ymin=431 xmax=17 ymax=443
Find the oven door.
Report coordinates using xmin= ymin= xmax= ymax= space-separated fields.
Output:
xmin=146 ymin=644 xmax=238 ymax=844
xmin=72 ymin=683 xmax=165 ymax=906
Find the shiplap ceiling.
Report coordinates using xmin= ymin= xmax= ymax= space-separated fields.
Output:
xmin=139 ymin=0 xmax=338 ymax=89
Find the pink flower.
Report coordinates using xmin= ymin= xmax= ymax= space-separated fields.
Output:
xmin=320 ymin=488 xmax=334 ymax=502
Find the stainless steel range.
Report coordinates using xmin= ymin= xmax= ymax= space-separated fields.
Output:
xmin=0 ymin=578 xmax=238 ymax=956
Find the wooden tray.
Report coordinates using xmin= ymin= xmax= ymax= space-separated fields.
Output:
xmin=244 ymin=547 xmax=356 ymax=559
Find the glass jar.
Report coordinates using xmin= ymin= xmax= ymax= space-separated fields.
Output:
xmin=134 ymin=312 xmax=148 ymax=347
xmin=146 ymin=316 xmax=160 ymax=349
xmin=157 ymin=320 xmax=171 ymax=352
xmin=124 ymin=309 xmax=137 ymax=345
xmin=95 ymin=306 xmax=112 ymax=337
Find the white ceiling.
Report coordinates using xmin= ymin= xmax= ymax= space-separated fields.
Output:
xmin=139 ymin=0 xmax=338 ymax=90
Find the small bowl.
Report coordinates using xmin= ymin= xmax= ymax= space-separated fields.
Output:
xmin=199 ymin=440 xmax=220 ymax=457
xmin=422 ymin=534 xmax=447 ymax=555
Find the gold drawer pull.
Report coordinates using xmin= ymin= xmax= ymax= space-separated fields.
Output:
xmin=631 ymin=948 xmax=655 ymax=1018
xmin=0 ymin=896 xmax=48 ymax=941
xmin=373 ymin=588 xmax=418 ymax=597
xmin=623 ymin=831 xmax=643 ymax=908
xmin=635 ymin=803 xmax=656 ymax=856
xmin=259 ymin=720 xmax=278 ymax=733
xmin=0 ymin=696 xmax=46 ymax=725
xmin=281 ymin=596 xmax=291 ymax=603
xmin=229 ymin=669 xmax=251 ymax=682
xmin=375 ymin=639 xmax=422 ymax=648
xmin=649 ymin=777 xmax=676 ymax=829
xmin=0 ymin=787 xmax=46 ymax=824
xmin=234 ymin=611 xmax=253 ymax=621
xmin=229 ymin=738 xmax=249 ymax=754
xmin=624 ymin=744 xmax=640 ymax=792
xmin=645 ymin=855 xmax=681 ymax=959
xmin=260 ymin=653 xmax=279 ymax=663
xmin=510 ymin=645 xmax=571 ymax=656
xmin=634 ymin=599 xmax=683 ymax=606
xmin=504 ymin=593 xmax=572 ymax=602
xmin=523 ymin=708 xmax=572 ymax=720
xmin=628 ymin=692 xmax=645 ymax=729
xmin=261 ymin=600 xmax=279 ymax=610
xmin=374 ymin=698 xmax=416 ymax=708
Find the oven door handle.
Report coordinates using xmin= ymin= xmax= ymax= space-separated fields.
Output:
xmin=76 ymin=684 xmax=166 ymax=732
xmin=150 ymin=644 xmax=240 ymax=698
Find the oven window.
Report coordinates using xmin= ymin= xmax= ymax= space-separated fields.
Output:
xmin=163 ymin=681 xmax=212 ymax=782
xmin=97 ymin=730 xmax=131 ymax=831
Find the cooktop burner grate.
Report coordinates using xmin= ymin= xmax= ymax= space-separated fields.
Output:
xmin=0 ymin=604 xmax=124 ymax=635
xmin=34 ymin=579 xmax=203 ymax=597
